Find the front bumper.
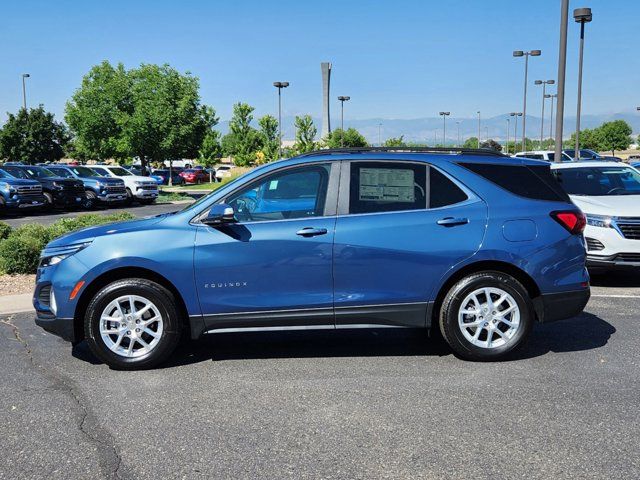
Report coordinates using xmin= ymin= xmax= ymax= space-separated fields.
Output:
xmin=587 ymin=253 xmax=640 ymax=269
xmin=533 ymin=288 xmax=590 ymax=323
xmin=5 ymin=195 xmax=46 ymax=209
xmin=53 ymin=190 xmax=86 ymax=206
xmin=35 ymin=312 xmax=76 ymax=342
xmin=97 ymin=192 xmax=126 ymax=203
xmin=134 ymin=187 xmax=158 ymax=199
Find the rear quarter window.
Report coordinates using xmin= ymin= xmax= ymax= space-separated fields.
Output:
xmin=459 ymin=162 xmax=570 ymax=202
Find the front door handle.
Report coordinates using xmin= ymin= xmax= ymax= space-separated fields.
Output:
xmin=436 ymin=217 xmax=469 ymax=227
xmin=296 ymin=227 xmax=328 ymax=237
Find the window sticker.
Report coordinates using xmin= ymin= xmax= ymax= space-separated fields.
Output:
xmin=359 ymin=168 xmax=415 ymax=202
xmin=268 ymin=180 xmax=279 ymax=190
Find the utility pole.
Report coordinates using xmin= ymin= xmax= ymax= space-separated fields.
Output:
xmin=554 ymin=0 xmax=569 ymax=162
xmin=273 ymin=81 xmax=290 ymax=158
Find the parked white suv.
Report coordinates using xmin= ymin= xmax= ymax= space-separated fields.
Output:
xmin=89 ymin=165 xmax=158 ymax=205
xmin=215 ymin=165 xmax=234 ymax=182
xmin=551 ymin=161 xmax=640 ymax=270
xmin=514 ymin=150 xmax=574 ymax=162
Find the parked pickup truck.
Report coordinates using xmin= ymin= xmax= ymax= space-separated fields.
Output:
xmin=1 ymin=165 xmax=85 ymax=210
xmin=0 ymin=168 xmax=46 ymax=211
xmin=46 ymin=165 xmax=127 ymax=209
xmin=88 ymin=165 xmax=158 ymax=205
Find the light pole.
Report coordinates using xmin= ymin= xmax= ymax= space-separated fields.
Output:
xmin=337 ymin=95 xmax=350 ymax=147
xmin=534 ymin=79 xmax=555 ymax=147
xmin=273 ymin=81 xmax=289 ymax=158
xmin=21 ymin=73 xmax=30 ymax=110
xmin=378 ymin=122 xmax=382 ymax=146
xmin=456 ymin=121 xmax=461 ymax=147
xmin=439 ymin=112 xmax=450 ymax=147
xmin=513 ymin=49 xmax=541 ymax=152
xmin=510 ymin=112 xmax=523 ymax=152
xmin=506 ymin=118 xmax=511 ymax=154
xmin=485 ymin=127 xmax=489 ymax=143
xmin=545 ymin=93 xmax=557 ymax=146
xmin=555 ymin=0 xmax=569 ymax=162
xmin=573 ymin=7 xmax=593 ymax=161
xmin=476 ymin=111 xmax=481 ymax=148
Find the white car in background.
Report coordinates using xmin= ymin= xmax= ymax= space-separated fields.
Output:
xmin=215 ymin=165 xmax=234 ymax=182
xmin=88 ymin=165 xmax=158 ymax=205
xmin=514 ymin=150 xmax=574 ymax=162
xmin=551 ymin=161 xmax=640 ymax=270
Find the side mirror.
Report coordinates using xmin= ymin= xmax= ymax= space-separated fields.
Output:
xmin=202 ymin=204 xmax=237 ymax=226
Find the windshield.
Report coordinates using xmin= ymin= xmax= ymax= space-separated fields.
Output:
xmin=0 ymin=169 xmax=14 ymax=179
xmin=1 ymin=166 xmax=30 ymax=179
xmin=48 ymin=168 xmax=74 ymax=178
xmin=109 ymin=167 xmax=133 ymax=176
xmin=25 ymin=167 xmax=57 ymax=178
xmin=553 ymin=167 xmax=640 ymax=196
xmin=91 ymin=167 xmax=111 ymax=176
xmin=564 ymin=149 xmax=599 ymax=159
xmin=72 ymin=166 xmax=101 ymax=177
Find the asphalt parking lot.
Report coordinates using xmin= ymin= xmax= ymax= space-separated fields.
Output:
xmin=1 ymin=272 xmax=638 ymax=479
xmin=0 ymin=201 xmax=188 ymax=228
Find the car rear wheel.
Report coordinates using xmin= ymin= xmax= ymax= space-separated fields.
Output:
xmin=43 ymin=192 xmax=54 ymax=211
xmin=84 ymin=279 xmax=183 ymax=369
xmin=125 ymin=188 xmax=134 ymax=206
xmin=439 ymin=271 xmax=534 ymax=361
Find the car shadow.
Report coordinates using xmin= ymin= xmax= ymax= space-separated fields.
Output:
xmin=71 ymin=312 xmax=615 ymax=368
xmin=589 ymin=270 xmax=640 ymax=287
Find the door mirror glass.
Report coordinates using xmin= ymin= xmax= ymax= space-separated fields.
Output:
xmin=203 ymin=204 xmax=236 ymax=225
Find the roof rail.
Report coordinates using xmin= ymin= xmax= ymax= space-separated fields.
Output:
xmin=296 ymin=146 xmax=506 ymax=158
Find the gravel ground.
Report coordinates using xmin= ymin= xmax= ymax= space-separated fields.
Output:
xmin=0 ymin=274 xmax=35 ymax=295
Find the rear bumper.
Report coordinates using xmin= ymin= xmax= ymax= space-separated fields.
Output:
xmin=35 ymin=312 xmax=75 ymax=342
xmin=533 ymin=288 xmax=590 ymax=323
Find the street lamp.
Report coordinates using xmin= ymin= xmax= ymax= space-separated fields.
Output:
xmin=476 ymin=111 xmax=481 ymax=148
xmin=439 ymin=112 xmax=450 ymax=147
xmin=485 ymin=127 xmax=489 ymax=143
xmin=573 ymin=7 xmax=593 ymax=161
xmin=21 ymin=73 xmax=30 ymax=110
xmin=378 ymin=122 xmax=382 ymax=146
xmin=535 ymin=80 xmax=555 ymax=147
xmin=510 ymin=112 xmax=523 ymax=152
xmin=545 ymin=93 xmax=558 ymax=146
xmin=337 ymin=96 xmax=350 ymax=147
xmin=513 ymin=49 xmax=541 ymax=152
xmin=273 ymin=81 xmax=289 ymax=158
xmin=456 ymin=121 xmax=461 ymax=147
xmin=506 ymin=118 xmax=511 ymax=154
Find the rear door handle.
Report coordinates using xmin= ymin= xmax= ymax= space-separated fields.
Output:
xmin=436 ymin=217 xmax=469 ymax=227
xmin=296 ymin=227 xmax=328 ymax=237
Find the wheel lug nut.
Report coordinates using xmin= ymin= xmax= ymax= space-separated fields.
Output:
xmin=135 ymin=328 xmax=140 ymax=332
xmin=126 ymin=330 xmax=131 ymax=335
xmin=483 ymin=322 xmax=489 ymax=327
xmin=135 ymin=319 xmax=140 ymax=324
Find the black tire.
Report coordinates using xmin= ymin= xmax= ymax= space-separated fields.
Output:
xmin=439 ymin=271 xmax=534 ymax=361
xmin=43 ymin=192 xmax=55 ymax=211
xmin=84 ymin=278 xmax=183 ymax=369
xmin=83 ymin=190 xmax=97 ymax=210
xmin=125 ymin=188 xmax=134 ymax=206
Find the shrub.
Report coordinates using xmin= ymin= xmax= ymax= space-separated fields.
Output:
xmin=0 ymin=212 xmax=137 ymax=275
xmin=0 ymin=222 xmax=12 ymax=240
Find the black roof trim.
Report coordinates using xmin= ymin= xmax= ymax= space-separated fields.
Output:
xmin=297 ymin=147 xmax=506 ymax=158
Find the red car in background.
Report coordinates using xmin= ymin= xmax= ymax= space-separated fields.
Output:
xmin=179 ymin=168 xmax=209 ymax=184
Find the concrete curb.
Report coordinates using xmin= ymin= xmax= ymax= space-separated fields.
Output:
xmin=0 ymin=293 xmax=34 ymax=315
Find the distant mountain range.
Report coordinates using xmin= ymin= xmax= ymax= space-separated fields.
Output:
xmin=218 ymin=112 xmax=640 ymax=144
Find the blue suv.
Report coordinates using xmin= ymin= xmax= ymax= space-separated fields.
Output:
xmin=34 ymin=148 xmax=590 ymax=369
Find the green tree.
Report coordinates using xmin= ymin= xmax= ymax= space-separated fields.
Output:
xmin=462 ymin=137 xmax=479 ymax=149
xmin=198 ymin=130 xmax=222 ymax=167
xmin=222 ymin=103 xmax=262 ymax=166
xmin=567 ymin=127 xmax=600 ymax=150
xmin=383 ymin=136 xmax=407 ymax=147
xmin=597 ymin=120 xmax=632 ymax=155
xmin=293 ymin=115 xmax=317 ymax=154
xmin=0 ymin=106 xmax=69 ymax=163
xmin=65 ymin=61 xmax=131 ymax=161
xmin=480 ymin=138 xmax=503 ymax=152
xmin=258 ymin=115 xmax=279 ymax=163
xmin=324 ymin=127 xmax=368 ymax=148
xmin=66 ymin=61 xmax=215 ymax=172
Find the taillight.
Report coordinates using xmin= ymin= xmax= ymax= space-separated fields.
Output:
xmin=550 ymin=210 xmax=586 ymax=234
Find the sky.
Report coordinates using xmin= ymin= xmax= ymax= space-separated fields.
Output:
xmin=0 ymin=0 xmax=638 ymax=126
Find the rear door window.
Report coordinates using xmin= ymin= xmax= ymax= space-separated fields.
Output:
xmin=430 ymin=168 xmax=468 ymax=208
xmin=348 ymin=162 xmax=427 ymax=214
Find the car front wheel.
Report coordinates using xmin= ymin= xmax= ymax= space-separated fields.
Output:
xmin=439 ymin=271 xmax=534 ymax=361
xmin=84 ymin=279 xmax=183 ymax=369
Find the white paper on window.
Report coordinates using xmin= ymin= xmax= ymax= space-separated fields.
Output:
xmin=359 ymin=168 xmax=415 ymax=202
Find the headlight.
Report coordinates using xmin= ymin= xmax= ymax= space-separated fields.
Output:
xmin=39 ymin=241 xmax=92 ymax=268
xmin=586 ymin=214 xmax=613 ymax=228
xmin=52 ymin=181 xmax=64 ymax=190
xmin=134 ymin=181 xmax=144 ymax=186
